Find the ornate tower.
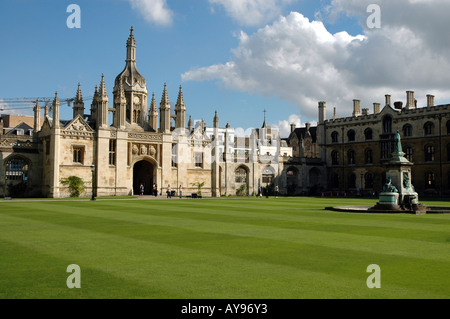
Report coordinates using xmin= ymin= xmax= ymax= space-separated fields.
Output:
xmin=113 ymin=27 xmax=148 ymax=128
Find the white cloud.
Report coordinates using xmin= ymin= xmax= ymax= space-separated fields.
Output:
xmin=272 ymin=114 xmax=302 ymax=138
xmin=183 ymin=2 xmax=450 ymax=122
xmin=128 ymin=0 xmax=173 ymax=26
xmin=209 ymin=0 xmax=296 ymax=26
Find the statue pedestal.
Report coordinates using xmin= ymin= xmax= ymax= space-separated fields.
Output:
xmin=372 ymin=192 xmax=400 ymax=211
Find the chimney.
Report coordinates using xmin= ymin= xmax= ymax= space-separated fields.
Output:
xmin=373 ymin=103 xmax=381 ymax=114
xmin=362 ymin=108 xmax=369 ymax=116
xmin=318 ymin=101 xmax=326 ymax=124
xmin=352 ymin=100 xmax=361 ymax=117
xmin=305 ymin=122 xmax=311 ymax=132
xmin=427 ymin=95 xmax=435 ymax=107
xmin=290 ymin=123 xmax=296 ymax=133
xmin=406 ymin=91 xmax=416 ymax=110
xmin=332 ymin=107 xmax=337 ymax=120
xmin=385 ymin=95 xmax=391 ymax=107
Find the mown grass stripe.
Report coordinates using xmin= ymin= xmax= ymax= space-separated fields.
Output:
xmin=0 ymin=214 xmax=447 ymax=299
xmin=3 ymin=201 xmax=449 ymax=264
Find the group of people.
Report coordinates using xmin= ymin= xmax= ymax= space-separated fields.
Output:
xmin=257 ymin=185 xmax=279 ymax=198
xmin=138 ymin=183 xmax=183 ymax=198
xmin=166 ymin=184 xmax=183 ymax=199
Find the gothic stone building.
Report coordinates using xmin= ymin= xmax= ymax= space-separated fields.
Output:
xmin=312 ymin=92 xmax=450 ymax=197
xmin=0 ymin=28 xmax=293 ymax=198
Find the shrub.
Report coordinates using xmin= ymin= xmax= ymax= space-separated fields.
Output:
xmin=236 ymin=184 xmax=248 ymax=196
xmin=61 ymin=176 xmax=86 ymax=198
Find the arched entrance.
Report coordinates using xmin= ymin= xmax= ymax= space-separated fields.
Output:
xmin=286 ymin=167 xmax=299 ymax=196
xmin=133 ymin=160 xmax=154 ymax=195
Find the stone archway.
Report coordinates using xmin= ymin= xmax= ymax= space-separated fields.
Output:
xmin=133 ymin=160 xmax=154 ymax=195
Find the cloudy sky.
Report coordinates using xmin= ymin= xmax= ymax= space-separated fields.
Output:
xmin=1 ymin=0 xmax=449 ymax=137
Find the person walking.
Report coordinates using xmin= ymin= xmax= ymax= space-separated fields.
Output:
xmin=167 ymin=184 xmax=172 ymax=198
xmin=179 ymin=185 xmax=183 ymax=199
xmin=139 ymin=184 xmax=144 ymax=196
xmin=275 ymin=185 xmax=279 ymax=198
xmin=258 ymin=186 xmax=262 ymax=198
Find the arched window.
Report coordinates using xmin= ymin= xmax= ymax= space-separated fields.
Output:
xmin=331 ymin=131 xmax=339 ymax=143
xmin=348 ymin=150 xmax=356 ymax=165
xmin=405 ymin=146 xmax=413 ymax=162
xmin=403 ymin=124 xmax=413 ymax=137
xmin=331 ymin=151 xmax=339 ymax=165
xmin=383 ymin=116 xmax=392 ymax=134
xmin=424 ymin=122 xmax=434 ymax=136
xmin=365 ymin=149 xmax=373 ymax=164
xmin=235 ymin=167 xmax=248 ymax=183
xmin=364 ymin=128 xmax=373 ymax=141
xmin=425 ymin=144 xmax=435 ymax=162
xmin=5 ymin=157 xmax=29 ymax=181
xmin=426 ymin=172 xmax=436 ymax=189
xmin=347 ymin=130 xmax=356 ymax=142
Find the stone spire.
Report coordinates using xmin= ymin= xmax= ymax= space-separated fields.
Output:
xmin=126 ymin=26 xmax=137 ymax=62
xmin=99 ymin=74 xmax=108 ymax=99
xmin=175 ymin=85 xmax=186 ymax=129
xmin=159 ymin=83 xmax=171 ymax=133
xmin=96 ymin=74 xmax=109 ymax=128
xmin=73 ymin=82 xmax=85 ymax=119
xmin=148 ymin=92 xmax=158 ymax=130
xmin=114 ymin=80 xmax=126 ymax=129
xmin=52 ymin=92 xmax=60 ymax=128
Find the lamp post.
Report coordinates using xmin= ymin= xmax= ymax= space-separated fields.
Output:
xmin=90 ymin=165 xmax=96 ymax=201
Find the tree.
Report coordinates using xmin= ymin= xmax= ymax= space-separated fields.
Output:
xmin=191 ymin=181 xmax=205 ymax=197
xmin=61 ymin=176 xmax=86 ymax=198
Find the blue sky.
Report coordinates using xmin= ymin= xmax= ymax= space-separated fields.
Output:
xmin=1 ymin=0 xmax=449 ymax=137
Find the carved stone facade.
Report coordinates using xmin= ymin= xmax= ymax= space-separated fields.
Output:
xmin=0 ymin=28 xmax=293 ymax=198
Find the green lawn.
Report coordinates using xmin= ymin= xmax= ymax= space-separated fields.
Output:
xmin=0 ymin=197 xmax=449 ymax=299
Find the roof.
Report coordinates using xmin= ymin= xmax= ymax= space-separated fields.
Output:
xmin=290 ymin=126 xmax=317 ymax=143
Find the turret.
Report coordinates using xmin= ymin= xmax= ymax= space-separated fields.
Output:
xmin=148 ymin=92 xmax=158 ymax=131
xmin=159 ymin=83 xmax=171 ymax=133
xmin=53 ymin=92 xmax=60 ymax=129
xmin=96 ymin=74 xmax=109 ymax=128
xmin=73 ymin=83 xmax=85 ymax=118
xmin=175 ymin=85 xmax=186 ymax=130
xmin=33 ymin=100 xmax=41 ymax=134
xmin=213 ymin=111 xmax=219 ymax=129
xmin=114 ymin=81 xmax=127 ymax=129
